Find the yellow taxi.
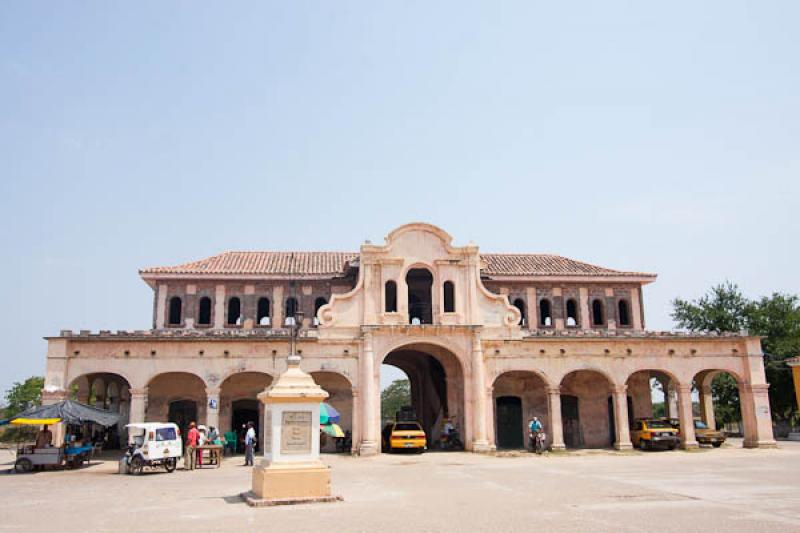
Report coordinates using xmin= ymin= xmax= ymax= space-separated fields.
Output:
xmin=386 ymin=421 xmax=427 ymax=453
xmin=631 ymin=418 xmax=679 ymax=451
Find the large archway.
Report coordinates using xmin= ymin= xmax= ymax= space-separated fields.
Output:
xmin=492 ymin=371 xmax=549 ymax=450
xmin=380 ymin=343 xmax=465 ymax=449
xmin=559 ymin=370 xmax=615 ymax=448
xmin=219 ymin=372 xmax=273 ymax=452
xmin=312 ymin=372 xmax=354 ymax=453
xmin=69 ymin=372 xmax=131 ymax=449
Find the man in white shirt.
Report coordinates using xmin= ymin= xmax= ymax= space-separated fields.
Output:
xmin=244 ymin=422 xmax=256 ymax=466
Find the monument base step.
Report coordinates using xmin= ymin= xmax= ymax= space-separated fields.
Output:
xmin=241 ymin=491 xmax=343 ymax=507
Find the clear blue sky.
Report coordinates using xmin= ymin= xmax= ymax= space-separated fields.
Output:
xmin=1 ymin=1 xmax=798 ymax=396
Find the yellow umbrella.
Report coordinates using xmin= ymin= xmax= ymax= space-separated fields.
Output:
xmin=320 ymin=423 xmax=345 ymax=438
xmin=11 ymin=418 xmax=61 ymax=425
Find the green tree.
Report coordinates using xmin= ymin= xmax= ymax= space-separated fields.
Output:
xmin=672 ymin=283 xmax=800 ymax=423
xmin=1 ymin=376 xmax=45 ymax=442
xmin=381 ymin=379 xmax=411 ymax=423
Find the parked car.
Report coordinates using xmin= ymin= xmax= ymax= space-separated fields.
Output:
xmin=383 ymin=421 xmax=427 ymax=453
xmin=666 ymin=418 xmax=726 ymax=448
xmin=631 ymin=418 xmax=679 ymax=450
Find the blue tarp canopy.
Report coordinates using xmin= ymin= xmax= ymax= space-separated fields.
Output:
xmin=12 ymin=400 xmax=120 ymax=426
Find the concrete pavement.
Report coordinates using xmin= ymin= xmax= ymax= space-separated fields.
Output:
xmin=1 ymin=440 xmax=799 ymax=532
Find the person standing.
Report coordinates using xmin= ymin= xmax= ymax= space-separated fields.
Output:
xmin=35 ymin=424 xmax=53 ymax=448
xmin=185 ymin=422 xmax=199 ymax=470
xmin=244 ymin=422 xmax=256 ymax=466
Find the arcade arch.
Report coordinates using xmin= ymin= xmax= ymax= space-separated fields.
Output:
xmin=312 ymin=371 xmax=354 ymax=453
xmin=492 ymin=371 xmax=550 ymax=450
xmin=146 ymin=372 xmax=207 ymax=436
xmin=559 ymin=369 xmax=615 ymax=448
xmin=219 ymin=372 xmax=273 ymax=451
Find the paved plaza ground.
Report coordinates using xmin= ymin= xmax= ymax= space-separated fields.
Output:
xmin=2 ymin=440 xmax=800 ymax=532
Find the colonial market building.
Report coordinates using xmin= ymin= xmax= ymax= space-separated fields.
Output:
xmin=43 ymin=223 xmax=776 ymax=453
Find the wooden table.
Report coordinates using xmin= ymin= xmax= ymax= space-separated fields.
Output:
xmin=196 ymin=444 xmax=223 ymax=468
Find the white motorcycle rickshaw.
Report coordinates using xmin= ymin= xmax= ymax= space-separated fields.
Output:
xmin=123 ymin=423 xmax=182 ymax=475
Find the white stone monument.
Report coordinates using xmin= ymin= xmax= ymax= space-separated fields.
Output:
xmin=243 ymin=353 xmax=341 ymax=506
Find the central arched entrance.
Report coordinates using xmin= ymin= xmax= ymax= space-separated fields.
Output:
xmin=380 ymin=343 xmax=465 ymax=449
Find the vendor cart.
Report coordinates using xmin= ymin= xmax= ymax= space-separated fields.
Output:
xmin=9 ymin=400 xmax=120 ymax=474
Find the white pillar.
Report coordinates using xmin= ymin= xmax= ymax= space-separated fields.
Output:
xmin=741 ymin=384 xmax=777 ymax=448
xmin=471 ymin=329 xmax=490 ymax=452
xmin=613 ymin=385 xmax=632 ymax=450
xmin=700 ymin=385 xmax=716 ymax=429
xmin=129 ymin=388 xmax=148 ymax=424
xmin=547 ymin=387 xmax=565 ymax=451
xmin=359 ymin=330 xmax=378 ymax=455
xmin=206 ymin=387 xmax=220 ymax=431
xmin=677 ymin=384 xmax=698 ymax=449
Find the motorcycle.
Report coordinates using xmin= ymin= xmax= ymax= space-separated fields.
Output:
xmin=529 ymin=431 xmax=547 ymax=454
xmin=439 ymin=428 xmax=465 ymax=451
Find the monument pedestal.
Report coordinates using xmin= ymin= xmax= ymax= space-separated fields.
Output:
xmin=244 ymin=460 xmax=341 ymax=506
xmin=243 ymin=354 xmax=342 ymax=507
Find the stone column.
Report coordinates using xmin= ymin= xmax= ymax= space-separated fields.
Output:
xmin=471 ymin=329 xmax=491 ymax=452
xmin=677 ymin=384 xmax=698 ymax=449
xmin=665 ymin=381 xmax=679 ymax=419
xmin=485 ymin=386 xmax=496 ymax=449
xmin=350 ymin=387 xmax=361 ymax=455
xmin=129 ymin=388 xmax=148 ymax=424
xmin=359 ymin=330 xmax=378 ymax=455
xmin=213 ymin=284 xmax=226 ymax=329
xmin=272 ymin=285 xmax=284 ymax=328
xmin=206 ymin=387 xmax=220 ymax=430
xmin=579 ymin=287 xmax=591 ymax=330
xmin=547 ymin=387 xmax=565 ymax=451
xmin=155 ymin=284 xmax=167 ymax=329
xmin=699 ymin=385 xmax=716 ymax=429
xmin=741 ymin=384 xmax=777 ymax=448
xmin=612 ymin=385 xmax=632 ymax=450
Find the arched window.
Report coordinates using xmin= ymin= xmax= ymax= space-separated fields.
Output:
xmin=566 ymin=299 xmax=578 ymax=327
xmin=406 ymin=268 xmax=433 ymax=324
xmin=257 ymin=297 xmax=270 ymax=326
xmin=539 ymin=299 xmax=552 ymax=327
xmin=443 ymin=281 xmax=455 ymax=313
xmin=197 ymin=296 xmax=212 ymax=325
xmin=227 ymin=297 xmax=242 ymax=326
xmin=168 ymin=296 xmax=182 ymax=326
xmin=592 ymin=299 xmax=605 ymax=326
xmin=618 ymin=299 xmax=631 ymax=326
xmin=385 ymin=281 xmax=398 ymax=312
xmin=313 ymin=297 xmax=327 ymax=326
xmin=285 ymin=297 xmax=298 ymax=325
xmin=512 ymin=298 xmax=526 ymax=326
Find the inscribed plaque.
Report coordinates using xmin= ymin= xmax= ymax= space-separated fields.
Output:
xmin=281 ymin=411 xmax=312 ymax=454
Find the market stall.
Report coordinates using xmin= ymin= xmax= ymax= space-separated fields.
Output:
xmin=10 ymin=400 xmax=120 ymax=473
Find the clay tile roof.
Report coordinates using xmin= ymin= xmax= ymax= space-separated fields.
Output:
xmin=141 ymin=251 xmax=654 ymax=279
xmin=140 ymin=251 xmax=359 ymax=277
xmin=480 ymin=253 xmax=653 ymax=277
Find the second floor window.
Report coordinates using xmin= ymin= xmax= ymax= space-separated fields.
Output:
xmin=618 ymin=299 xmax=631 ymax=326
xmin=168 ymin=296 xmax=182 ymax=326
xmin=443 ymin=281 xmax=455 ymax=313
xmin=227 ymin=297 xmax=242 ymax=326
xmin=513 ymin=298 xmax=526 ymax=326
xmin=285 ymin=297 xmax=298 ymax=325
xmin=566 ymin=299 xmax=578 ymax=327
xmin=197 ymin=296 xmax=212 ymax=325
xmin=539 ymin=299 xmax=552 ymax=327
xmin=592 ymin=299 xmax=605 ymax=326
xmin=257 ymin=297 xmax=270 ymax=326
xmin=385 ymin=281 xmax=398 ymax=312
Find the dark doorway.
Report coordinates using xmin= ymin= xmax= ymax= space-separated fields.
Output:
xmin=406 ymin=268 xmax=433 ymax=324
xmin=496 ymin=396 xmax=524 ymax=449
xmin=232 ymin=399 xmax=259 ymax=453
xmin=561 ymin=395 xmax=581 ymax=448
xmin=168 ymin=400 xmax=197 ymax=448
